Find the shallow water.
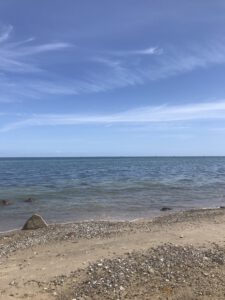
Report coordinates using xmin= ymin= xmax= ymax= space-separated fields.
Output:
xmin=1 ymin=157 xmax=225 ymax=230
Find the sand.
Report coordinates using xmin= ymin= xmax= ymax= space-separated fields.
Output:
xmin=1 ymin=208 xmax=225 ymax=299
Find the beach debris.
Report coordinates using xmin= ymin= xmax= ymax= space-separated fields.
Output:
xmin=22 ymin=214 xmax=48 ymax=230
xmin=160 ymin=207 xmax=172 ymax=211
xmin=0 ymin=199 xmax=12 ymax=206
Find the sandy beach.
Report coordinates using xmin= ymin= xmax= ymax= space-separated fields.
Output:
xmin=1 ymin=0 xmax=225 ymax=298
xmin=1 ymin=208 xmax=225 ymax=299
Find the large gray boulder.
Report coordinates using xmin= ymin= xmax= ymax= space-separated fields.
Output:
xmin=22 ymin=214 xmax=48 ymax=230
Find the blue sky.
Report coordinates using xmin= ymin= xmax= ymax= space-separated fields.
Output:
xmin=0 ymin=1 xmax=225 ymax=156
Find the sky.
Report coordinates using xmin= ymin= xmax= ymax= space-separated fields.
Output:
xmin=0 ymin=1 xmax=225 ymax=156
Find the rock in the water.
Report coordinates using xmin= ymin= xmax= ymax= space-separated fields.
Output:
xmin=160 ymin=207 xmax=172 ymax=211
xmin=24 ymin=197 xmax=35 ymax=203
xmin=22 ymin=214 xmax=48 ymax=230
xmin=0 ymin=199 xmax=12 ymax=206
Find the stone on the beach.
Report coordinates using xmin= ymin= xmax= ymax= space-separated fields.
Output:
xmin=22 ymin=214 xmax=48 ymax=230
xmin=160 ymin=207 xmax=172 ymax=211
xmin=0 ymin=199 xmax=12 ymax=206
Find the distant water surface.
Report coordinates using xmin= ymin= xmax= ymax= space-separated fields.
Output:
xmin=1 ymin=157 xmax=225 ymax=231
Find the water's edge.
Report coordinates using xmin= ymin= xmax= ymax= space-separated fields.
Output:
xmin=1 ymin=157 xmax=225 ymax=231
xmin=0 ymin=206 xmax=223 ymax=235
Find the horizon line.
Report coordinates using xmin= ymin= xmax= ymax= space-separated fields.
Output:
xmin=0 ymin=155 xmax=225 ymax=159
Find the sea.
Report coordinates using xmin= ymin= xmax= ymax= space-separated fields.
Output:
xmin=1 ymin=157 xmax=225 ymax=231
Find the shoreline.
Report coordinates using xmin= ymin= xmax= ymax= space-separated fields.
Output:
xmin=2 ymin=207 xmax=225 ymax=299
xmin=0 ymin=205 xmax=223 ymax=235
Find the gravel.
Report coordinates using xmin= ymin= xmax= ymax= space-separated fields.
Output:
xmin=62 ymin=244 xmax=225 ymax=300
xmin=0 ymin=221 xmax=144 ymax=259
xmin=1 ymin=208 xmax=224 ymax=259
xmin=2 ymin=208 xmax=225 ymax=299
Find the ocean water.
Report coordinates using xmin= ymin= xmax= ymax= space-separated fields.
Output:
xmin=1 ymin=157 xmax=225 ymax=231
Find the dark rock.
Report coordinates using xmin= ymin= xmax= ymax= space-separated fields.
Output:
xmin=160 ymin=207 xmax=172 ymax=211
xmin=22 ymin=214 xmax=48 ymax=230
xmin=220 ymin=206 xmax=225 ymax=209
xmin=0 ymin=199 xmax=12 ymax=206
xmin=24 ymin=197 xmax=35 ymax=203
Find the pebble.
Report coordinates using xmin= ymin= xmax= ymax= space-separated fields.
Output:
xmin=68 ymin=243 xmax=225 ymax=299
xmin=0 ymin=221 xmax=147 ymax=259
xmin=2 ymin=208 xmax=225 ymax=299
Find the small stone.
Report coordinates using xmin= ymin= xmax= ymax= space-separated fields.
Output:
xmin=160 ymin=207 xmax=172 ymax=211
xmin=148 ymin=267 xmax=155 ymax=274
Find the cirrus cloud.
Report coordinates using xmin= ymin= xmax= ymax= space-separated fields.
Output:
xmin=1 ymin=99 xmax=225 ymax=132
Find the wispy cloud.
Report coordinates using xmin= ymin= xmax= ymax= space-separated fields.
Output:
xmin=12 ymin=42 xmax=71 ymax=56
xmin=83 ymin=40 xmax=225 ymax=95
xmin=0 ymin=24 xmax=71 ymax=74
xmin=132 ymin=47 xmax=163 ymax=55
xmin=110 ymin=46 xmax=163 ymax=56
xmin=2 ymin=100 xmax=225 ymax=132
xmin=0 ymin=25 xmax=13 ymax=43
xmin=1 ymin=23 xmax=225 ymax=101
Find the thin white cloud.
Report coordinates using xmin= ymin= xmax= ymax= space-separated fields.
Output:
xmin=87 ymin=40 xmax=225 ymax=95
xmin=134 ymin=47 xmax=162 ymax=55
xmin=0 ymin=25 xmax=13 ymax=43
xmin=0 ymin=39 xmax=225 ymax=102
xmin=2 ymin=100 xmax=225 ymax=132
xmin=112 ymin=46 xmax=163 ymax=56
xmin=0 ymin=56 xmax=41 ymax=73
xmin=0 ymin=24 xmax=71 ymax=74
xmin=1 ymin=23 xmax=225 ymax=100
xmin=13 ymin=42 xmax=71 ymax=56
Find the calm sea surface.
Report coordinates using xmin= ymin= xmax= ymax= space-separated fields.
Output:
xmin=1 ymin=157 xmax=225 ymax=231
